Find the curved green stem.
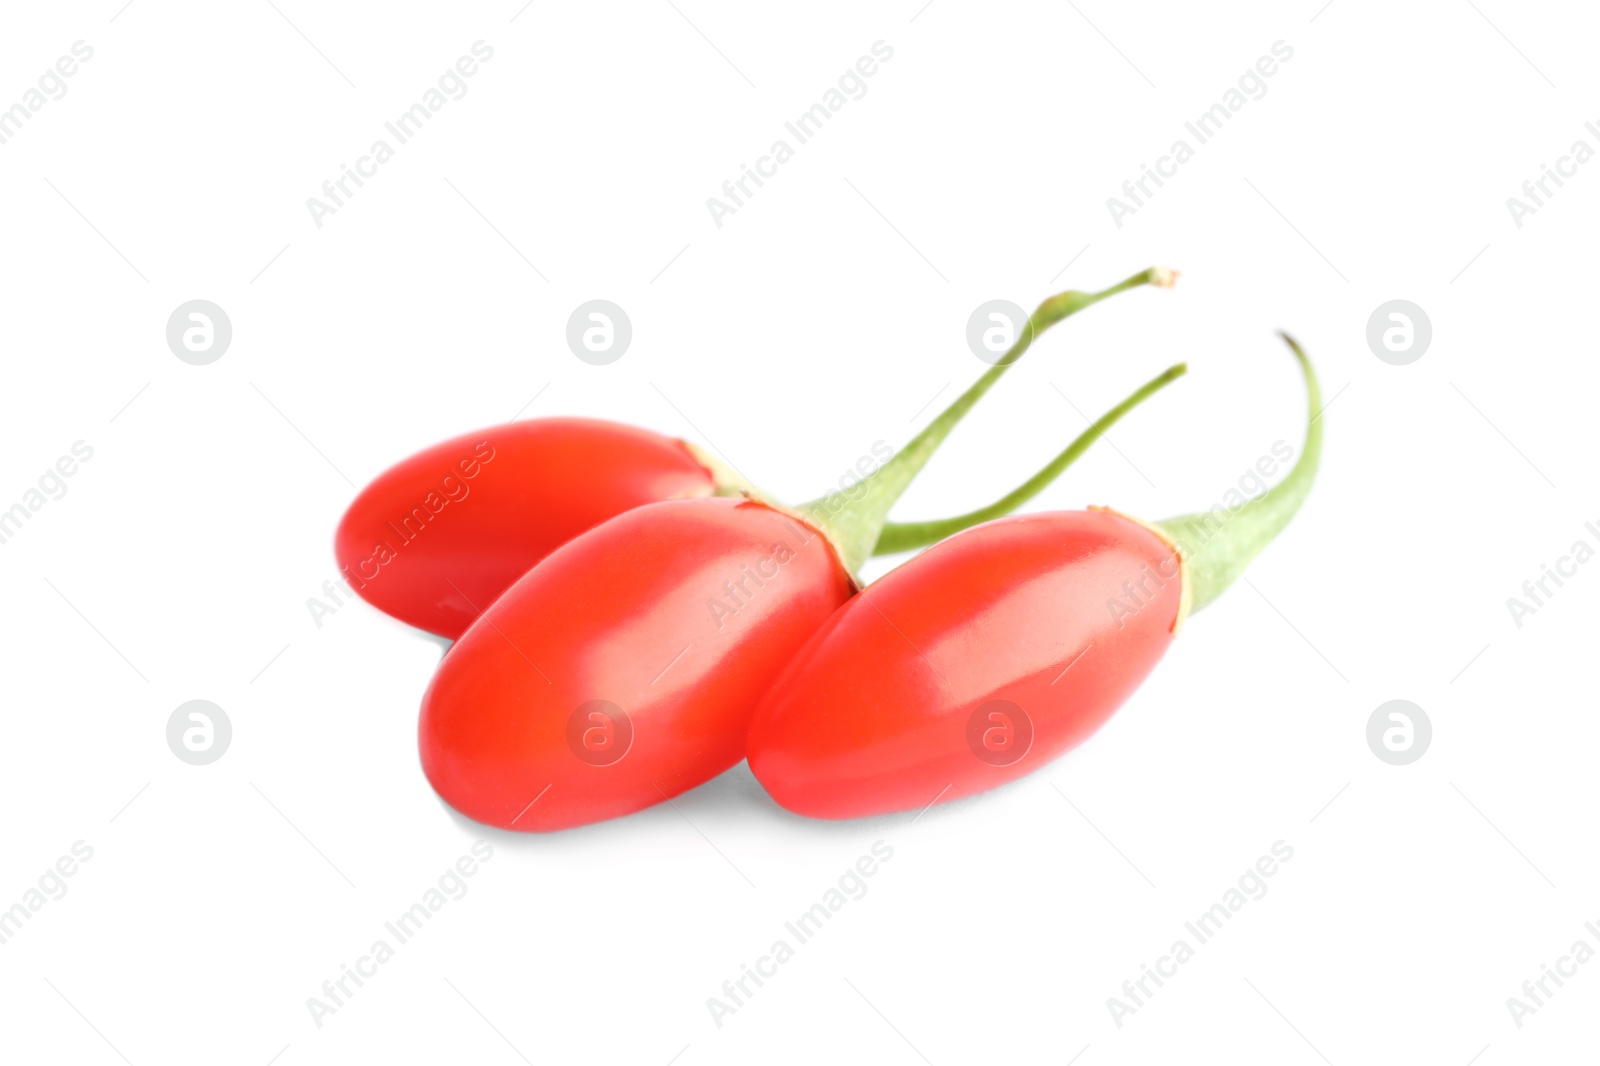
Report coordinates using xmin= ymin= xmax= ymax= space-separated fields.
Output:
xmin=800 ymin=266 xmax=1176 ymax=574
xmin=873 ymin=361 xmax=1188 ymax=555
xmin=1154 ymin=333 xmax=1322 ymax=615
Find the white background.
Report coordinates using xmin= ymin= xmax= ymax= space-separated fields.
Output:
xmin=1 ymin=1 xmax=1594 ymax=1063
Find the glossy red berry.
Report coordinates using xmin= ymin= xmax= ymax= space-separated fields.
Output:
xmin=418 ymin=497 xmax=853 ymax=831
xmin=747 ymin=510 xmax=1182 ymax=818
xmin=335 ymin=419 xmax=720 ymax=638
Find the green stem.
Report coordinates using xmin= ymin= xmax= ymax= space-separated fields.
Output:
xmin=1153 ymin=333 xmax=1322 ymax=615
xmin=873 ymin=362 xmax=1188 ymax=555
xmin=799 ymin=266 xmax=1176 ymax=574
